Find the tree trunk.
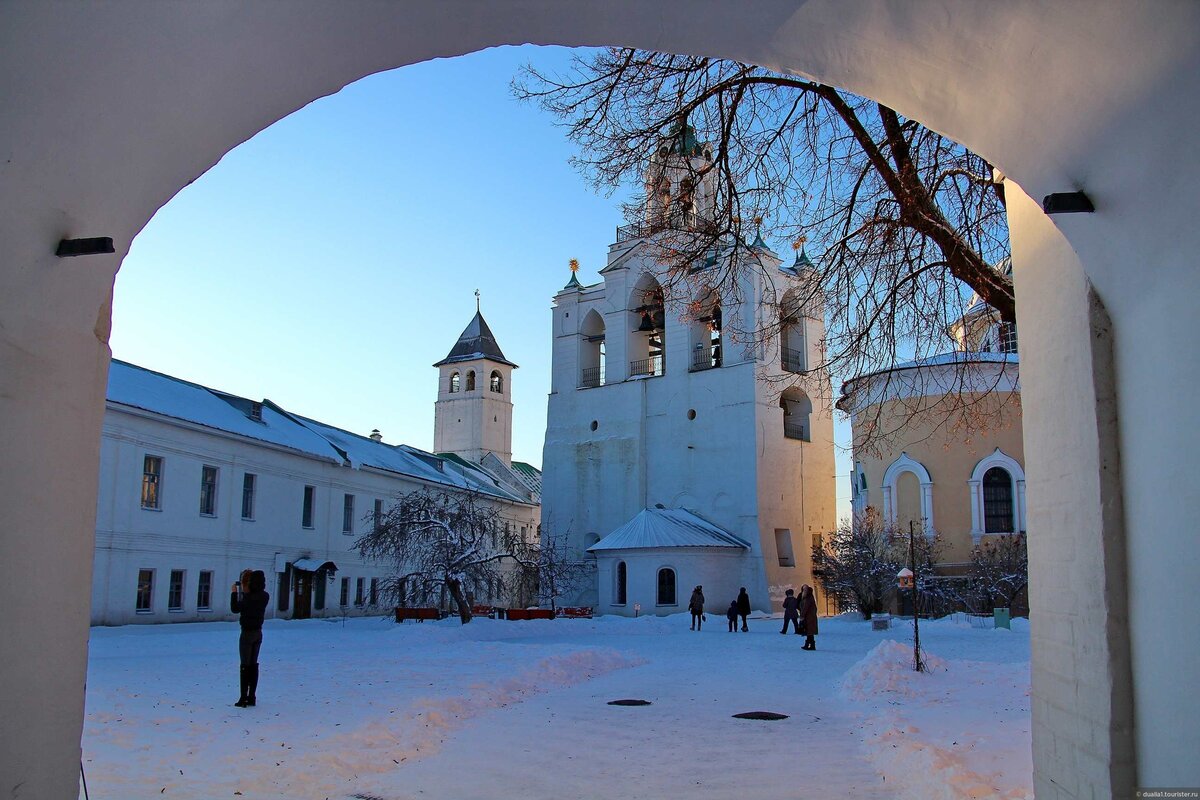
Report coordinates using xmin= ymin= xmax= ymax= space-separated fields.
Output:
xmin=445 ymin=577 xmax=473 ymax=625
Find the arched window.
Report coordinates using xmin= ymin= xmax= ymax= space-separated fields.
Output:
xmin=465 ymin=370 xmax=475 ymax=391
xmin=688 ymin=288 xmax=721 ymax=371
xmin=628 ymin=274 xmax=665 ymax=377
xmin=881 ymin=452 xmax=935 ymax=533
xmin=449 ymin=372 xmax=460 ymax=393
xmin=968 ymin=448 xmax=1026 ymax=541
xmin=580 ymin=309 xmax=606 ymax=388
xmin=780 ymin=388 xmax=812 ymax=441
xmin=656 ymin=567 xmax=676 ymax=606
xmin=780 ymin=289 xmax=809 ymax=373
xmin=615 ymin=561 xmax=627 ymax=605
xmin=489 ymin=370 xmax=503 ymax=393
xmin=983 ymin=467 xmax=1015 ymax=533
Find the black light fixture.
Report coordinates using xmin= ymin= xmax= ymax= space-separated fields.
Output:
xmin=1042 ymin=192 xmax=1094 ymax=214
xmin=56 ymin=237 xmax=115 ymax=257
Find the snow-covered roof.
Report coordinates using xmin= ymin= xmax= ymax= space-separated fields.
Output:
xmin=106 ymin=360 xmax=536 ymax=505
xmin=587 ymin=507 xmax=750 ymax=552
xmin=106 ymin=361 xmax=344 ymax=463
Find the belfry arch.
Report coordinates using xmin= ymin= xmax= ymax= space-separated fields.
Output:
xmin=2 ymin=3 xmax=1198 ymax=796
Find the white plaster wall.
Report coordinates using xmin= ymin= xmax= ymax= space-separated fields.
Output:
xmin=3 ymin=1 xmax=1199 ymax=795
xmin=595 ymin=549 xmax=755 ymax=618
xmin=433 ymin=361 xmax=515 ymax=464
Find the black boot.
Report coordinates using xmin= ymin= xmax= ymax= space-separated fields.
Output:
xmin=234 ymin=665 xmax=249 ymax=707
xmin=246 ymin=663 xmax=259 ymax=707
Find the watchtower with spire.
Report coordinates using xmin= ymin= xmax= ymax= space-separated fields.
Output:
xmin=433 ymin=299 xmax=517 ymax=466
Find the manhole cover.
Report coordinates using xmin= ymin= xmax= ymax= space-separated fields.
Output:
xmin=607 ymin=699 xmax=652 ymax=706
xmin=732 ymin=711 xmax=789 ymax=720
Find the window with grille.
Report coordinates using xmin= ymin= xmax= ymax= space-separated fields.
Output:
xmin=983 ymin=467 xmax=1015 ymax=533
xmin=369 ymin=578 xmax=378 ymax=607
xmin=339 ymin=577 xmax=349 ymax=607
xmin=355 ymin=578 xmax=365 ymax=607
xmin=615 ymin=561 xmax=627 ymax=605
xmin=141 ymin=456 xmax=163 ymax=509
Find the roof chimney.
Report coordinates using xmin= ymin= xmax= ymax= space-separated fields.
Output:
xmin=369 ymin=429 xmax=382 ymax=442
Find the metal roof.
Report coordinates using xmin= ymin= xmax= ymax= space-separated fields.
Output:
xmin=587 ymin=507 xmax=750 ymax=552
xmin=433 ymin=311 xmax=517 ymax=368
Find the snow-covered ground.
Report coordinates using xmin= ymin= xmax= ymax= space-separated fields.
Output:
xmin=82 ymin=613 xmax=1031 ymax=799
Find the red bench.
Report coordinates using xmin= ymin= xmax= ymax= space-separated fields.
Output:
xmin=470 ymin=605 xmax=497 ymax=619
xmin=556 ymin=606 xmax=593 ymax=619
xmin=394 ymin=606 xmax=440 ymax=623
xmin=503 ymin=608 xmax=555 ymax=621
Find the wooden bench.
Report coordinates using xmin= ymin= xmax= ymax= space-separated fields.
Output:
xmin=394 ymin=606 xmax=440 ymax=623
xmin=470 ymin=605 xmax=497 ymax=619
xmin=503 ymin=608 xmax=555 ymax=621
xmin=556 ymin=606 xmax=593 ymax=619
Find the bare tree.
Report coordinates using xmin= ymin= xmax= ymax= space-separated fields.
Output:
xmin=353 ymin=489 xmax=529 ymax=624
xmin=515 ymin=49 xmax=1015 ymax=452
xmin=966 ymin=533 xmax=1028 ymax=612
xmin=513 ymin=527 xmax=594 ymax=614
xmin=811 ymin=509 xmax=942 ymax=619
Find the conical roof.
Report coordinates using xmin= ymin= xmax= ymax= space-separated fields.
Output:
xmin=433 ymin=311 xmax=518 ymax=368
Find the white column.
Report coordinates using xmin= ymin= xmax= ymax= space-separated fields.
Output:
xmin=967 ymin=479 xmax=983 ymax=543
xmin=920 ymin=482 xmax=934 ymax=535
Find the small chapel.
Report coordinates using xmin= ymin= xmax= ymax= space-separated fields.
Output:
xmin=541 ymin=127 xmax=836 ymax=615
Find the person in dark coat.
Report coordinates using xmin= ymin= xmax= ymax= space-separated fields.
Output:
xmin=799 ymin=584 xmax=819 ymax=650
xmin=688 ymin=585 xmax=705 ymax=630
xmin=231 ymin=569 xmax=270 ymax=707
xmin=780 ymin=588 xmax=800 ymax=634
xmin=726 ymin=600 xmax=739 ymax=632
xmin=736 ymin=587 xmax=751 ymax=632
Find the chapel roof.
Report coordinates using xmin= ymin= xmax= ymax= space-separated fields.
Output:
xmin=587 ymin=507 xmax=750 ymax=552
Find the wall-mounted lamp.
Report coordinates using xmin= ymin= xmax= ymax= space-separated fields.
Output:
xmin=1042 ymin=192 xmax=1094 ymax=214
xmin=56 ymin=237 xmax=115 ymax=257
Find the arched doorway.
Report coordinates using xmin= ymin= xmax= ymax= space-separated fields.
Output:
xmin=3 ymin=3 xmax=1198 ymax=795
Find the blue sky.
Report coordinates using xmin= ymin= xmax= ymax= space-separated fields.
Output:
xmin=112 ymin=45 xmax=853 ymax=518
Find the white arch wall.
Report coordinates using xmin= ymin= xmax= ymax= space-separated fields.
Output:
xmin=3 ymin=2 xmax=1199 ymax=796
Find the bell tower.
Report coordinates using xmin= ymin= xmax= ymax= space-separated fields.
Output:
xmin=432 ymin=297 xmax=517 ymax=465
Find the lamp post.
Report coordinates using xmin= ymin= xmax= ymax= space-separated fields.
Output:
xmin=897 ymin=520 xmax=925 ymax=672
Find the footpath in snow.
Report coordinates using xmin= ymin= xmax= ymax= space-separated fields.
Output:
xmin=82 ymin=612 xmax=1031 ymax=799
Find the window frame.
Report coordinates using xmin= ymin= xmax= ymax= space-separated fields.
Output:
xmin=656 ymin=567 xmax=677 ymax=607
xmin=136 ymin=568 xmax=155 ymax=613
xmin=302 ymin=485 xmax=316 ymax=529
xmin=342 ymin=493 xmax=355 ymax=535
xmin=240 ymin=472 xmax=256 ymax=520
xmin=354 ymin=577 xmax=365 ymax=607
xmin=199 ymin=465 xmax=218 ymax=517
xmin=141 ymin=455 xmax=163 ymax=510
xmin=168 ymin=569 xmax=185 ymax=612
xmin=339 ymin=576 xmax=350 ymax=607
xmin=983 ymin=466 xmax=1016 ymax=534
xmin=614 ymin=560 xmax=627 ymax=606
xmin=196 ymin=570 xmax=213 ymax=611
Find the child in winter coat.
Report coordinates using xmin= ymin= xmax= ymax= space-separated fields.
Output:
xmin=726 ymin=600 xmax=739 ymax=632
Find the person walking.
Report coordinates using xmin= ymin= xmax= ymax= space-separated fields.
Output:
xmin=231 ymin=569 xmax=270 ymax=707
xmin=688 ymin=585 xmax=705 ymax=631
xmin=780 ymin=588 xmax=800 ymax=635
xmin=799 ymin=584 xmax=819 ymax=650
xmin=726 ymin=600 xmax=739 ymax=632
xmin=736 ymin=587 xmax=751 ymax=632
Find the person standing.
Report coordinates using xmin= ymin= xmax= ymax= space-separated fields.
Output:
xmin=780 ymin=588 xmax=800 ymax=635
xmin=799 ymin=584 xmax=819 ymax=650
xmin=688 ymin=585 xmax=705 ymax=631
xmin=726 ymin=600 xmax=739 ymax=632
xmin=231 ymin=569 xmax=270 ymax=707
xmin=736 ymin=587 xmax=751 ymax=632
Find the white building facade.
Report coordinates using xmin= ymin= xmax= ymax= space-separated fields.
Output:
xmin=94 ymin=315 xmax=540 ymax=626
xmin=542 ymin=130 xmax=836 ymax=616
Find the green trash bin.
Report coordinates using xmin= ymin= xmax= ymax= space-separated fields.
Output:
xmin=993 ymin=607 xmax=1011 ymax=629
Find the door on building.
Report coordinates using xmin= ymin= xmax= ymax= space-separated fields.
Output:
xmin=293 ymin=571 xmax=312 ymax=619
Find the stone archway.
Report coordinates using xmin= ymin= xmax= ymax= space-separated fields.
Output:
xmin=3 ymin=2 xmax=1199 ymax=796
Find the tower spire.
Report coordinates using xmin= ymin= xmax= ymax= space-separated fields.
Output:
xmin=475 ymin=288 xmax=480 ymax=313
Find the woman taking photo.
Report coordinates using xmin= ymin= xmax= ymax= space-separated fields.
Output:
xmin=230 ymin=569 xmax=269 ymax=707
